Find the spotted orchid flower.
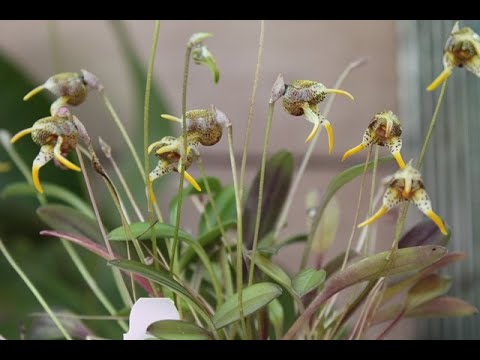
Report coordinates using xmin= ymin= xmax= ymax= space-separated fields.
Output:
xmin=23 ymin=69 xmax=102 ymax=115
xmin=427 ymin=22 xmax=480 ymax=91
xmin=147 ymin=135 xmax=201 ymax=201
xmin=342 ymin=110 xmax=406 ymax=169
xmin=281 ymin=80 xmax=354 ymax=152
xmin=10 ymin=108 xmax=81 ymax=193
xmin=358 ymin=161 xmax=448 ymax=235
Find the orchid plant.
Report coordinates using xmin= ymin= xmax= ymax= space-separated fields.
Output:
xmin=0 ymin=20 xmax=477 ymax=340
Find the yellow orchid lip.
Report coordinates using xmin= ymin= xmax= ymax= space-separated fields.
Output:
xmin=10 ymin=128 xmax=33 ymax=144
xmin=426 ymin=210 xmax=448 ymax=236
xmin=392 ymin=151 xmax=406 ymax=169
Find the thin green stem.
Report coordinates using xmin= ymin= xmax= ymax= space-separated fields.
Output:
xmin=248 ymin=102 xmax=275 ymax=286
xmin=196 ymin=157 xmax=233 ymax=262
xmin=102 ymin=93 xmax=144 ymax=179
xmin=104 ymin=149 xmax=145 ymax=222
xmin=389 ymin=79 xmax=448 ymax=255
xmin=276 ymin=58 xmax=367 ymax=262
xmin=227 ymin=126 xmax=248 ymax=338
xmin=239 ymin=20 xmax=265 ymax=203
xmin=340 ymin=146 xmax=372 ymax=270
xmin=170 ymin=41 xmax=192 ymax=273
xmin=0 ymin=239 xmax=72 ymax=340
xmin=143 ymin=21 xmax=161 ymax=270
xmin=363 ymin=146 xmax=379 ymax=255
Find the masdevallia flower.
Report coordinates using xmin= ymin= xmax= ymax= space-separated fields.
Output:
xmin=148 ymin=136 xmax=200 ymax=200
xmin=341 ymin=110 xmax=406 ymax=169
xmin=427 ymin=22 xmax=480 ymax=91
xmin=10 ymin=108 xmax=81 ymax=193
xmin=23 ymin=69 xmax=102 ymax=115
xmin=152 ymin=105 xmax=230 ymax=155
xmin=358 ymin=162 xmax=448 ymax=235
xmin=281 ymin=80 xmax=354 ymax=151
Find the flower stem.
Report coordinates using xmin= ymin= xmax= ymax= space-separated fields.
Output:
xmin=239 ymin=20 xmax=265 ymax=203
xmin=0 ymin=239 xmax=72 ymax=340
xmin=227 ymin=125 xmax=249 ymax=338
xmin=143 ymin=20 xmax=161 ymax=269
xmin=102 ymin=93 xmax=144 ymax=179
xmin=275 ymin=58 xmax=367 ymax=258
xmin=389 ymin=79 xmax=448 ymax=255
xmin=170 ymin=40 xmax=192 ymax=273
xmin=248 ymin=101 xmax=275 ymax=286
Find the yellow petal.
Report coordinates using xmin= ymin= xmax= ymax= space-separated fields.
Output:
xmin=148 ymin=178 xmax=157 ymax=205
xmin=323 ymin=121 xmax=335 ymax=154
xmin=305 ymin=121 xmax=320 ymax=143
xmin=10 ymin=128 xmax=33 ymax=144
xmin=183 ymin=171 xmax=202 ymax=192
xmin=54 ymin=137 xmax=81 ymax=172
xmin=148 ymin=141 xmax=163 ymax=154
xmin=341 ymin=143 xmax=366 ymax=162
xmin=358 ymin=206 xmax=389 ymax=228
xmin=392 ymin=151 xmax=406 ymax=169
xmin=32 ymin=164 xmax=43 ymax=194
xmin=23 ymin=85 xmax=45 ymax=101
xmin=160 ymin=114 xmax=182 ymax=123
xmin=325 ymin=88 xmax=354 ymax=101
xmin=426 ymin=210 xmax=448 ymax=236
xmin=426 ymin=68 xmax=452 ymax=91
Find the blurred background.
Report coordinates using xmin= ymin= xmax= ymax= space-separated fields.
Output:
xmin=0 ymin=20 xmax=478 ymax=339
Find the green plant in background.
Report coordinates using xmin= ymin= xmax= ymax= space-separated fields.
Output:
xmin=0 ymin=20 xmax=477 ymax=340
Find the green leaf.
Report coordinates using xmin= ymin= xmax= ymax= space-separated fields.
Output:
xmin=242 ymin=150 xmax=294 ymax=250
xmin=406 ymin=274 xmax=452 ymax=309
xmin=311 ymin=196 xmax=340 ymax=259
xmin=108 ymin=222 xmax=192 ymax=242
xmin=373 ymin=297 xmax=478 ymax=325
xmin=315 ymin=245 xmax=446 ymax=306
xmin=147 ymin=320 xmax=212 ymax=340
xmin=267 ymin=299 xmax=284 ymax=340
xmin=309 ymin=156 xmax=393 ymax=243
xmin=109 ymin=259 xmax=212 ymax=326
xmin=292 ymin=268 xmax=326 ymax=297
xmin=381 ymin=252 xmax=465 ymax=305
xmin=169 ymin=176 xmax=223 ymax=224
xmin=180 ymin=220 xmax=237 ymax=270
xmin=2 ymin=181 xmax=93 ymax=218
xmin=323 ymin=250 xmax=359 ymax=277
xmin=212 ymin=282 xmax=282 ymax=329
xmin=406 ymin=297 xmax=478 ymax=319
xmin=258 ymin=233 xmax=308 ymax=256
xmin=108 ymin=222 xmax=222 ymax=304
xmin=198 ymin=185 xmax=236 ymax=236
xmin=37 ymin=204 xmax=102 ymax=243
xmin=252 ymin=254 xmax=292 ymax=291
